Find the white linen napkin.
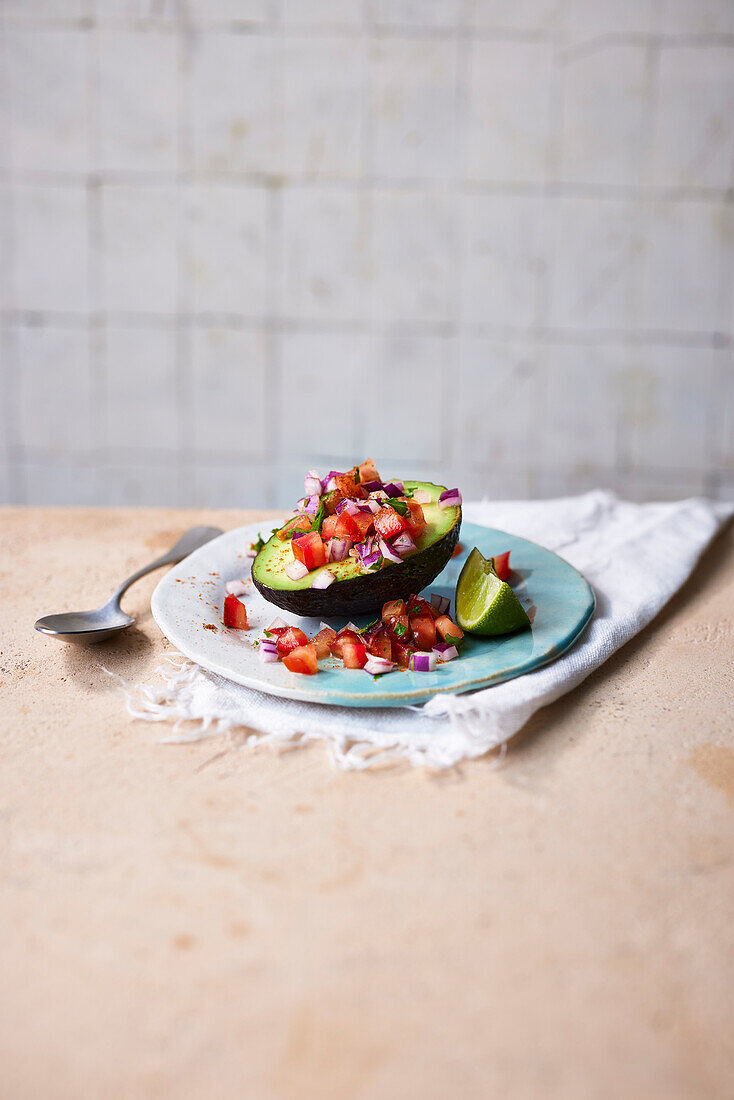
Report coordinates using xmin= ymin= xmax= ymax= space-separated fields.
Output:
xmin=114 ymin=492 xmax=732 ymax=769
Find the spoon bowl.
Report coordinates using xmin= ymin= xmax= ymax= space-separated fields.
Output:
xmin=34 ymin=526 xmax=224 ymax=644
xmin=35 ymin=603 xmax=136 ymax=644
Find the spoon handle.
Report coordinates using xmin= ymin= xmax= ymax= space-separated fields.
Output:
xmin=110 ymin=526 xmax=223 ymax=605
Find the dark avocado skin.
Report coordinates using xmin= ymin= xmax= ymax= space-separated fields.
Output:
xmin=252 ymin=510 xmax=461 ymax=617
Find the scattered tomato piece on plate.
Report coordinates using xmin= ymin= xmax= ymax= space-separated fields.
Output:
xmin=223 ymin=594 xmax=249 ymax=629
xmin=283 ymin=643 xmax=318 ymax=675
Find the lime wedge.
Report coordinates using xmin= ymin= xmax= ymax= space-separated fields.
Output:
xmin=456 ymin=547 xmax=531 ymax=636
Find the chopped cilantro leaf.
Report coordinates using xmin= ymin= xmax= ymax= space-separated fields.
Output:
xmin=445 ymin=633 xmax=462 ymax=645
xmin=354 ymin=467 xmax=360 ymax=485
xmin=394 ymin=622 xmax=407 ymax=638
xmin=310 ymin=500 xmax=326 ymax=532
xmin=385 ymin=497 xmax=409 ymax=516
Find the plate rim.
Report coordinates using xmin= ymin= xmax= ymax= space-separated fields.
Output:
xmin=151 ymin=521 xmax=596 ymax=708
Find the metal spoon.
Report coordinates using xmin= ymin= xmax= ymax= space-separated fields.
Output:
xmin=34 ymin=525 xmax=224 ymax=644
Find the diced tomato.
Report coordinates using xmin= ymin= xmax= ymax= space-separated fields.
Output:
xmin=321 ymin=514 xmax=339 ymax=541
xmin=334 ymin=472 xmax=361 ymax=500
xmin=391 ymin=638 xmax=415 ymax=668
xmin=277 ymin=515 xmax=312 ymax=540
xmin=321 ymin=489 xmax=343 ymax=515
xmin=358 ymin=458 xmax=380 ymax=484
xmin=452 ymin=541 xmax=464 ymax=559
xmin=492 ymin=551 xmax=511 ymax=581
xmin=387 ymin=616 xmax=410 ymax=641
xmin=352 ymin=511 xmax=374 ymax=540
xmin=407 ymin=595 xmax=432 ymax=618
xmin=339 ymin=639 xmax=368 ymax=669
xmin=374 ymin=506 xmax=407 ymax=540
xmin=381 ymin=599 xmax=409 ymax=639
xmin=366 ymin=626 xmax=392 ymax=660
xmin=435 ymin=615 xmax=463 ymax=643
xmin=266 ymin=622 xmax=289 ymax=637
xmin=276 ymin=626 xmax=310 ymax=656
xmin=404 ymin=499 xmax=426 ymax=540
xmin=333 ymin=510 xmax=362 ymax=541
xmin=382 ymin=599 xmax=406 ymax=622
xmin=330 ymin=629 xmax=362 ymax=658
xmin=410 ymin=613 xmax=436 ymax=651
xmin=292 ymin=530 xmax=326 ymax=570
xmin=223 ymin=594 xmax=249 ymax=629
xmin=283 ymin=643 xmax=318 ymax=675
xmin=347 ymin=466 xmax=368 ymax=498
xmin=311 ymin=626 xmax=336 ymax=659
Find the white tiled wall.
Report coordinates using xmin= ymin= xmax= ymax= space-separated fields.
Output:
xmin=0 ymin=0 xmax=732 ymax=508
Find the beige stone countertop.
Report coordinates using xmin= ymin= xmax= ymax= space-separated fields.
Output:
xmin=1 ymin=507 xmax=733 ymax=1100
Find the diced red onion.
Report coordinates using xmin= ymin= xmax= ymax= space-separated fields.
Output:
xmin=364 ymin=655 xmax=395 ymax=676
xmin=392 ymin=532 xmax=416 ymax=556
xmin=285 ymin=559 xmax=309 ymax=581
xmin=319 ymin=621 xmax=334 ymax=632
xmin=378 ymin=538 xmax=403 ymax=564
xmin=369 ymin=489 xmax=388 ymax=500
xmin=430 ymin=593 xmax=450 ymax=615
xmin=360 ymin=551 xmax=382 ymax=570
xmin=327 ymin=537 xmax=350 ymax=563
xmin=323 ymin=474 xmax=339 ymax=491
xmin=413 ymin=489 xmax=431 ymax=505
xmin=433 ymin=643 xmax=458 ymax=662
xmin=303 ymin=494 xmax=320 ymax=515
xmin=311 ymin=568 xmax=335 ymax=589
xmin=355 ymin=536 xmax=375 ymax=562
xmin=304 ymin=471 xmax=322 ymax=497
xmin=336 ymin=497 xmax=360 ymax=516
xmin=361 ymin=480 xmax=383 ymax=493
xmin=382 ymin=481 xmax=404 ymax=496
xmin=295 ymin=497 xmax=307 ymax=512
xmin=345 ymin=621 xmax=360 ymax=633
xmin=362 ymin=499 xmax=379 ymax=514
xmin=438 ymin=488 xmax=462 ymax=508
xmin=225 ymin=579 xmax=249 ymax=596
xmin=259 ymin=640 xmax=279 ymax=664
xmin=410 ymin=652 xmax=437 ymax=672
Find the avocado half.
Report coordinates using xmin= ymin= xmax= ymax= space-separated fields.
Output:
xmin=252 ymin=480 xmax=461 ymax=618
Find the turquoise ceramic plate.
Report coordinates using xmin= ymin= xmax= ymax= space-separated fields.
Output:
xmin=151 ymin=520 xmax=595 ymax=708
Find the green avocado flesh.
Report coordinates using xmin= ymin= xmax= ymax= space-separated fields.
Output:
xmin=251 ymin=480 xmax=461 ymax=617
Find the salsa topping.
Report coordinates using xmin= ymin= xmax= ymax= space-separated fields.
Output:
xmin=266 ymin=460 xmax=449 ymax=588
xmin=225 ymin=595 xmax=465 ymax=676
